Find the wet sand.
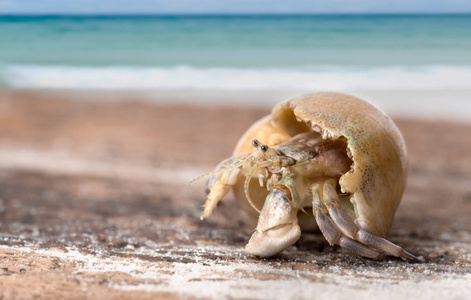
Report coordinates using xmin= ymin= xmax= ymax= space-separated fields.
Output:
xmin=0 ymin=89 xmax=470 ymax=299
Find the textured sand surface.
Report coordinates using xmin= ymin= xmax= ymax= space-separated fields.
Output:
xmin=0 ymin=90 xmax=470 ymax=299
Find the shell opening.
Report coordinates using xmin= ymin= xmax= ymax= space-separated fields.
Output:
xmin=272 ymin=107 xmax=311 ymax=137
xmin=271 ymin=106 xmax=356 ymax=224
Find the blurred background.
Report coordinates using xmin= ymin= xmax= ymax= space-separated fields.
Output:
xmin=1 ymin=1 xmax=471 ymax=120
xmin=1 ymin=2 xmax=471 ymax=299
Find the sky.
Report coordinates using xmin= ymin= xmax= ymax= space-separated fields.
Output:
xmin=1 ymin=0 xmax=471 ymax=14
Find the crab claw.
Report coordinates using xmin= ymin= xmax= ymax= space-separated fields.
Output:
xmin=203 ymin=166 xmax=241 ymax=219
xmin=200 ymin=154 xmax=251 ymax=219
xmin=245 ymin=186 xmax=301 ymax=257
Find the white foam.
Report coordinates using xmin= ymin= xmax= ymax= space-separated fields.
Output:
xmin=2 ymin=64 xmax=471 ymax=91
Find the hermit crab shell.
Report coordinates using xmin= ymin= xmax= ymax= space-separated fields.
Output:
xmin=232 ymin=92 xmax=408 ymax=238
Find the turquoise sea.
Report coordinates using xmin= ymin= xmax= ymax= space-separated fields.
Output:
xmin=0 ymin=14 xmax=470 ymax=90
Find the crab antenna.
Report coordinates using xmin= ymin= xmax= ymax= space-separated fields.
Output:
xmin=244 ymin=161 xmax=273 ymax=214
xmin=190 ymin=159 xmax=246 ymax=184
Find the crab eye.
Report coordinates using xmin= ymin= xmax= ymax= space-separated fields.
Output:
xmin=261 ymin=145 xmax=268 ymax=152
xmin=252 ymin=139 xmax=260 ymax=148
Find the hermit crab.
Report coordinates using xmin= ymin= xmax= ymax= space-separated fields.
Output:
xmin=193 ymin=92 xmax=420 ymax=261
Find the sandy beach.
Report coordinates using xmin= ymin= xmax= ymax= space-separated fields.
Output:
xmin=0 ymin=89 xmax=470 ymax=299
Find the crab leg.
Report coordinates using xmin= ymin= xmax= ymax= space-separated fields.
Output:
xmin=312 ymin=183 xmax=382 ymax=259
xmin=245 ymin=185 xmax=301 ymax=257
xmin=202 ymin=154 xmax=248 ymax=219
xmin=321 ymin=182 xmax=421 ymax=261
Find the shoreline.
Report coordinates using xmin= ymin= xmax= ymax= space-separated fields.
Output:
xmin=1 ymin=88 xmax=470 ymax=123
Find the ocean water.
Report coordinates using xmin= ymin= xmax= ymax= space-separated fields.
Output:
xmin=0 ymin=14 xmax=470 ymax=91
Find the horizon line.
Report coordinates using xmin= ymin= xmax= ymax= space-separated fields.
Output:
xmin=1 ymin=12 xmax=471 ymax=17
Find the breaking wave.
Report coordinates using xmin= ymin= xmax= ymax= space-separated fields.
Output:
xmin=1 ymin=64 xmax=471 ymax=91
